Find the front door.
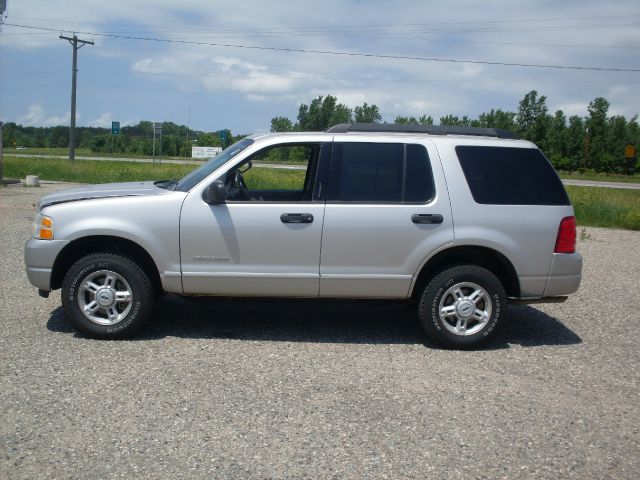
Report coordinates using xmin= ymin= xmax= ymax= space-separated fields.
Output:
xmin=180 ymin=142 xmax=328 ymax=297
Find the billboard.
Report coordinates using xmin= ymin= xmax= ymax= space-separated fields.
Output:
xmin=192 ymin=146 xmax=222 ymax=159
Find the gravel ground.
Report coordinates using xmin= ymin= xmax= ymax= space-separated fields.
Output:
xmin=1 ymin=183 xmax=639 ymax=479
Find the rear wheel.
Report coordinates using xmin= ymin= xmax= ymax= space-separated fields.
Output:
xmin=418 ymin=265 xmax=507 ymax=349
xmin=61 ymin=253 xmax=155 ymax=339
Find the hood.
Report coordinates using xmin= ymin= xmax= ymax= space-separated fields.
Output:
xmin=38 ymin=181 xmax=170 ymax=209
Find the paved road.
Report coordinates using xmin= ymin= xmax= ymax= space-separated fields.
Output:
xmin=561 ymin=178 xmax=640 ymax=190
xmin=1 ymin=183 xmax=640 ymax=479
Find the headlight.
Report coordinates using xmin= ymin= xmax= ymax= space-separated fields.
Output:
xmin=34 ymin=214 xmax=54 ymax=240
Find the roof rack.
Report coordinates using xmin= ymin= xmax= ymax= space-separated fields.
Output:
xmin=326 ymin=123 xmax=519 ymax=139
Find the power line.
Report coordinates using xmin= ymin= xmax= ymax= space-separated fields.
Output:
xmin=4 ymin=22 xmax=639 ymax=72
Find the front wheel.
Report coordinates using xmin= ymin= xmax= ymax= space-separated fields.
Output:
xmin=61 ymin=253 xmax=155 ymax=339
xmin=418 ymin=265 xmax=507 ymax=349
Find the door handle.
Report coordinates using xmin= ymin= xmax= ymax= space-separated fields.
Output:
xmin=281 ymin=213 xmax=314 ymax=224
xmin=411 ymin=214 xmax=443 ymax=224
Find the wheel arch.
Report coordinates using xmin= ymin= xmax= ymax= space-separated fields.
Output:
xmin=410 ymin=245 xmax=520 ymax=300
xmin=50 ymin=235 xmax=163 ymax=294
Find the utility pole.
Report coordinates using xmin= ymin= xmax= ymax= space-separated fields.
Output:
xmin=185 ymin=105 xmax=191 ymax=158
xmin=0 ymin=121 xmax=4 ymax=185
xmin=59 ymin=34 xmax=94 ymax=162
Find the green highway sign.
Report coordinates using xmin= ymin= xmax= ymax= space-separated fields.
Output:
xmin=111 ymin=121 xmax=120 ymax=135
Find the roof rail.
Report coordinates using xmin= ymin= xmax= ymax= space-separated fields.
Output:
xmin=326 ymin=123 xmax=519 ymax=139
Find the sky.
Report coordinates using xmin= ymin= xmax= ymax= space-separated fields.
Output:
xmin=1 ymin=0 xmax=639 ymax=135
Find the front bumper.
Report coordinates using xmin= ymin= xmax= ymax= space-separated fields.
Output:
xmin=24 ymin=238 xmax=69 ymax=291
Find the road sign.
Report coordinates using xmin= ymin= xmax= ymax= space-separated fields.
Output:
xmin=219 ymin=130 xmax=227 ymax=143
xmin=111 ymin=121 xmax=120 ymax=135
xmin=625 ymin=143 xmax=636 ymax=159
xmin=192 ymin=146 xmax=223 ymax=159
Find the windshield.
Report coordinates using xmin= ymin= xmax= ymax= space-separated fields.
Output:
xmin=175 ymin=138 xmax=255 ymax=192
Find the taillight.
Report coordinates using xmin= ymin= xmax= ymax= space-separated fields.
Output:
xmin=554 ymin=216 xmax=576 ymax=254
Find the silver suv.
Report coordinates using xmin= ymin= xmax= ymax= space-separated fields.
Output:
xmin=25 ymin=123 xmax=582 ymax=348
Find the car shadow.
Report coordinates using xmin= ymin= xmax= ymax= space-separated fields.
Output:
xmin=46 ymin=297 xmax=581 ymax=348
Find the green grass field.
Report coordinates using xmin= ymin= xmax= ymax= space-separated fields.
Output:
xmin=565 ymin=186 xmax=640 ymax=230
xmin=3 ymin=156 xmax=194 ymax=183
xmin=3 ymin=156 xmax=639 ymax=230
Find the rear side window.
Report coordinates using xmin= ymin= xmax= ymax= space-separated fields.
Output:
xmin=456 ymin=146 xmax=570 ymax=205
xmin=328 ymin=142 xmax=435 ymax=203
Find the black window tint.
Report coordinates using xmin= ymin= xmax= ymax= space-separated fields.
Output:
xmin=405 ymin=144 xmax=435 ymax=202
xmin=456 ymin=146 xmax=570 ymax=206
xmin=329 ymin=142 xmax=434 ymax=203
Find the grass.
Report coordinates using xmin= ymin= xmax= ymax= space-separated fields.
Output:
xmin=244 ymin=168 xmax=306 ymax=190
xmin=3 ymin=156 xmax=639 ymax=230
xmin=3 ymin=156 xmax=195 ymax=183
xmin=566 ymin=186 xmax=640 ymax=230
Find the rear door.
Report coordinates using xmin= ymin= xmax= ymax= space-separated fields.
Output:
xmin=319 ymin=138 xmax=454 ymax=298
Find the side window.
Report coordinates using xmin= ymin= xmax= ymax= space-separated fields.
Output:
xmin=328 ymin=142 xmax=435 ymax=203
xmin=456 ymin=146 xmax=570 ymax=205
xmin=225 ymin=143 xmax=321 ymax=202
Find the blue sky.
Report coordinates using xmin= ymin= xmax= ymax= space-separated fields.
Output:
xmin=1 ymin=0 xmax=639 ymax=135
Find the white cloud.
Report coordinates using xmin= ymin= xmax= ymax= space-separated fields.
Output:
xmin=18 ymin=104 xmax=72 ymax=127
xmin=88 ymin=112 xmax=113 ymax=128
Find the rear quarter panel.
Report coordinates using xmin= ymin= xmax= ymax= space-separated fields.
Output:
xmin=436 ymin=137 xmax=575 ymax=298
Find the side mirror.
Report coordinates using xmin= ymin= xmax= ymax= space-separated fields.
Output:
xmin=202 ymin=180 xmax=227 ymax=205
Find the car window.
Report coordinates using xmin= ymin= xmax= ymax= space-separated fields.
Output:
xmin=328 ymin=142 xmax=435 ymax=203
xmin=243 ymin=145 xmax=312 ymax=191
xmin=226 ymin=143 xmax=321 ymax=202
xmin=456 ymin=146 xmax=570 ymax=205
xmin=176 ymin=138 xmax=254 ymax=192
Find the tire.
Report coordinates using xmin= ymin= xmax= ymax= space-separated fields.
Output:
xmin=61 ymin=253 xmax=155 ymax=339
xmin=418 ymin=264 xmax=507 ymax=349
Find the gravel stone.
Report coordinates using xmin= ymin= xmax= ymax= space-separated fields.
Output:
xmin=1 ymin=182 xmax=639 ymax=479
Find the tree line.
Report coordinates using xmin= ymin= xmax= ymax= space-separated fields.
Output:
xmin=3 ymin=90 xmax=638 ymax=172
xmin=271 ymin=91 xmax=639 ymax=174
xmin=1 ymin=121 xmax=232 ymax=157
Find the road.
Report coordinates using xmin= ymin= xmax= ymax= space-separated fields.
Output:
xmin=1 ymin=183 xmax=639 ymax=479
xmin=561 ymin=178 xmax=640 ymax=190
xmin=8 ymin=152 xmax=639 ymax=187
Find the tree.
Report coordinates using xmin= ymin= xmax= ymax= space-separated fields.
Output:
xmin=440 ymin=115 xmax=472 ymax=127
xmin=516 ymin=90 xmax=548 ymax=149
xmin=566 ymin=116 xmax=586 ymax=170
xmin=546 ymin=110 xmax=569 ymax=164
xmin=477 ymin=109 xmax=517 ymax=131
xmin=297 ymin=95 xmax=352 ymax=131
xmin=49 ymin=126 xmax=70 ymax=148
xmin=270 ymin=116 xmax=293 ymax=132
xmin=394 ymin=115 xmax=433 ymax=125
xmin=354 ymin=103 xmax=382 ymax=123
xmin=394 ymin=116 xmax=419 ymax=125
xmin=585 ymin=97 xmax=610 ymax=170
xmin=606 ymin=115 xmax=627 ymax=173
